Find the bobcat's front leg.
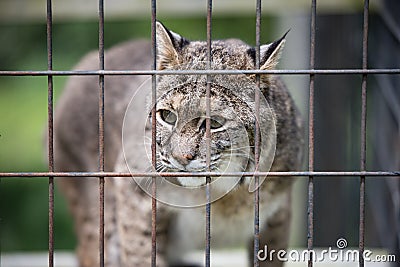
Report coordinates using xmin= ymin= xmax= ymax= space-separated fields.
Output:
xmin=113 ymin=178 xmax=168 ymax=267
xmin=248 ymin=192 xmax=292 ymax=267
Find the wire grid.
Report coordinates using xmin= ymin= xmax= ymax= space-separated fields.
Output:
xmin=0 ymin=0 xmax=399 ymax=267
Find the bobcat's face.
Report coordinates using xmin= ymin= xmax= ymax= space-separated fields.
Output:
xmin=148 ymin=21 xmax=285 ymax=190
xmin=155 ymin=82 xmax=254 ymax=187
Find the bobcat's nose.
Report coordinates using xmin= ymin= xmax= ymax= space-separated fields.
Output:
xmin=174 ymin=153 xmax=194 ymax=166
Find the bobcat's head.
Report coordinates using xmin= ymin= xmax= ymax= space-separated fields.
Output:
xmin=153 ymin=22 xmax=286 ymax=191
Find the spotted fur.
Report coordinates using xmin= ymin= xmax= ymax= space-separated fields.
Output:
xmin=53 ymin=21 xmax=304 ymax=267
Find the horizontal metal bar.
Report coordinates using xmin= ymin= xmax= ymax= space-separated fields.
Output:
xmin=0 ymin=171 xmax=399 ymax=178
xmin=0 ymin=69 xmax=400 ymax=76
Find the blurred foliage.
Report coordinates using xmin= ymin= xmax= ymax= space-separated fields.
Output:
xmin=0 ymin=16 xmax=275 ymax=251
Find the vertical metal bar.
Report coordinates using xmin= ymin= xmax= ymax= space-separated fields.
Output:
xmin=150 ymin=0 xmax=157 ymax=266
xmin=205 ymin=1 xmax=212 ymax=266
xmin=253 ymin=0 xmax=261 ymax=266
xmin=307 ymin=0 xmax=316 ymax=266
xmin=98 ymin=0 xmax=105 ymax=266
xmin=359 ymin=1 xmax=369 ymax=266
xmin=46 ymin=0 xmax=54 ymax=266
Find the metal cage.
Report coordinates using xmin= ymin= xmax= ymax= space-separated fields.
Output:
xmin=0 ymin=0 xmax=399 ymax=267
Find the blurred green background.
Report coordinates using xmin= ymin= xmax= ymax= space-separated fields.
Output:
xmin=1 ymin=1 xmax=399 ymax=259
xmin=0 ymin=16 xmax=277 ymax=251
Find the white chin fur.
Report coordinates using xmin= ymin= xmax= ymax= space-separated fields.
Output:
xmin=177 ymin=177 xmax=206 ymax=187
xmin=176 ymin=156 xmax=246 ymax=191
xmin=177 ymin=176 xmax=241 ymax=195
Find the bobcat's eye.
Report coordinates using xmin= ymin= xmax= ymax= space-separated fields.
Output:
xmin=200 ymin=116 xmax=226 ymax=131
xmin=158 ymin=109 xmax=177 ymax=126
xmin=210 ymin=117 xmax=225 ymax=129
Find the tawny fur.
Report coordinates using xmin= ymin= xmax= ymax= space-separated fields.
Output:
xmin=53 ymin=22 xmax=303 ymax=267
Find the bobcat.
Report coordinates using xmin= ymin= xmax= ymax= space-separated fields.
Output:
xmin=53 ymin=21 xmax=303 ymax=267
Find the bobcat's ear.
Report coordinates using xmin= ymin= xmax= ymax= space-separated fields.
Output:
xmin=259 ymin=30 xmax=289 ymax=70
xmin=156 ymin=21 xmax=189 ymax=70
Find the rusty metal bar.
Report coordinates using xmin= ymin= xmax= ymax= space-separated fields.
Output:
xmin=205 ymin=0 xmax=212 ymax=266
xmin=151 ymin=0 xmax=157 ymax=265
xmin=2 ymin=1 xmax=399 ymax=267
xmin=359 ymin=1 xmax=369 ymax=266
xmin=46 ymin=0 xmax=54 ymax=266
xmin=0 ymin=171 xmax=399 ymax=178
xmin=307 ymin=0 xmax=316 ymax=266
xmin=98 ymin=0 xmax=105 ymax=265
xmin=253 ymin=0 xmax=262 ymax=266
xmin=1 ymin=69 xmax=399 ymax=76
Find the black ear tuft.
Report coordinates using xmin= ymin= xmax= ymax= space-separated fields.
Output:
xmin=259 ymin=30 xmax=289 ymax=70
